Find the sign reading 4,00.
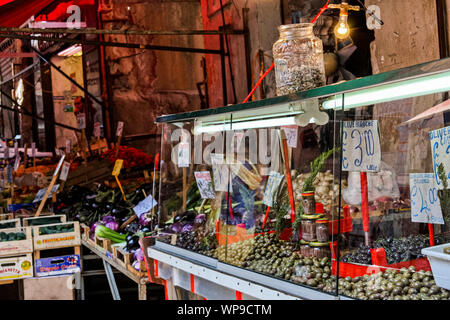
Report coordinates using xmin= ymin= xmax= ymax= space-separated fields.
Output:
xmin=342 ymin=120 xmax=381 ymax=172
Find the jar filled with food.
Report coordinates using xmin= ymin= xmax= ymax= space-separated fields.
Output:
xmin=301 ymin=218 xmax=317 ymax=242
xmin=300 ymin=241 xmax=313 ymax=257
xmin=310 ymin=242 xmax=331 ymax=259
xmin=301 ymin=192 xmax=316 ymax=215
xmin=316 ymin=219 xmax=329 ymax=242
xmin=273 ymin=23 xmax=326 ymax=96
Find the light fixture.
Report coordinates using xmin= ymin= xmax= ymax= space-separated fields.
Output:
xmin=328 ymin=2 xmax=360 ymax=40
xmin=194 ymin=116 xmax=298 ymax=134
xmin=57 ymin=45 xmax=82 ymax=57
xmin=321 ymin=71 xmax=450 ymax=110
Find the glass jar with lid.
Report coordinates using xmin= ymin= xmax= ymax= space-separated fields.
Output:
xmin=316 ymin=219 xmax=329 ymax=242
xmin=301 ymin=218 xmax=317 ymax=242
xmin=273 ymin=23 xmax=326 ymax=96
xmin=310 ymin=242 xmax=331 ymax=259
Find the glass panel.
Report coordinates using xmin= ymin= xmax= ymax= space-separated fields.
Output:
xmin=205 ymin=95 xmax=342 ymax=295
xmin=336 ymin=91 xmax=450 ymax=300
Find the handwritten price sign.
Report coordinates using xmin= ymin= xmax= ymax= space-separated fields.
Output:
xmin=281 ymin=125 xmax=298 ymax=148
xmin=211 ymin=153 xmax=230 ymax=192
xmin=194 ymin=171 xmax=216 ymax=199
xmin=133 ymin=194 xmax=157 ymax=217
xmin=262 ymin=171 xmax=284 ymax=207
xmin=409 ymin=173 xmax=444 ymax=224
xmin=429 ymin=126 xmax=450 ymax=189
xmin=342 ymin=120 xmax=381 ymax=172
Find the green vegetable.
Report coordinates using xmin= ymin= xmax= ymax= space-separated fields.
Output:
xmin=302 ymin=148 xmax=337 ymax=193
xmin=28 ymin=217 xmax=63 ymax=226
xmin=95 ymin=225 xmax=127 ymax=243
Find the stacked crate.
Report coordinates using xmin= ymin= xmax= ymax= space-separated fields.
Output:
xmin=0 ymin=218 xmax=34 ymax=281
xmin=23 ymin=215 xmax=82 ymax=277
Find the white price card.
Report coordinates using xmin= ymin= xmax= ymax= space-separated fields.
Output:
xmin=59 ymin=161 xmax=71 ymax=181
xmin=410 ymin=173 xmax=444 ymax=224
xmin=342 ymin=120 xmax=381 ymax=172
xmin=177 ymin=142 xmax=190 ymax=168
xmin=116 ymin=121 xmax=124 ymax=137
xmin=281 ymin=125 xmax=298 ymax=148
xmin=262 ymin=171 xmax=285 ymax=207
xmin=31 ymin=142 xmax=36 ymax=158
xmin=53 ymin=155 xmax=66 ymax=177
xmin=211 ymin=153 xmax=230 ymax=192
xmin=133 ymin=194 xmax=158 ymax=218
xmin=13 ymin=156 xmax=20 ymax=172
xmin=429 ymin=126 xmax=450 ymax=189
xmin=194 ymin=171 xmax=216 ymax=199
xmin=33 ymin=185 xmax=60 ymax=203
xmin=94 ymin=122 xmax=101 ymax=138
xmin=76 ymin=113 xmax=86 ymax=129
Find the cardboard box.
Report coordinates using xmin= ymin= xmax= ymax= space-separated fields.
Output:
xmin=23 ymin=274 xmax=76 ymax=300
xmin=0 ymin=254 xmax=33 ymax=280
xmin=34 ymin=254 xmax=81 ymax=277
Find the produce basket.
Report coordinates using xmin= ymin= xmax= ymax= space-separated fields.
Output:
xmin=0 ymin=227 xmax=33 ymax=257
xmin=23 ymin=214 xmax=66 ymax=227
xmin=421 ymin=243 xmax=450 ymax=290
xmin=0 ymin=218 xmax=21 ymax=229
xmin=140 ymin=236 xmax=165 ymax=285
xmin=31 ymin=222 xmax=81 ymax=251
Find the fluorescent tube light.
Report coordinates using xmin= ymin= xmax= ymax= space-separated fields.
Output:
xmin=322 ymin=72 xmax=450 ymax=110
xmin=58 ymin=45 xmax=82 ymax=57
xmin=194 ymin=116 xmax=297 ymax=134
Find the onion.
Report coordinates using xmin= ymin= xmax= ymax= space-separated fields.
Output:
xmin=133 ymin=248 xmax=144 ymax=262
xmin=102 ymin=215 xmax=116 ymax=224
xmin=105 ymin=221 xmax=119 ymax=231
xmin=90 ymin=221 xmax=103 ymax=234
xmin=194 ymin=214 xmax=206 ymax=225
xmin=169 ymin=222 xmax=183 ymax=233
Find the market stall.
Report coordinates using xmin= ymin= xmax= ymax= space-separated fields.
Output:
xmin=148 ymin=55 xmax=450 ymax=300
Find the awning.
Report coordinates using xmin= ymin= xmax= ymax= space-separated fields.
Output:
xmin=0 ymin=0 xmax=56 ymax=28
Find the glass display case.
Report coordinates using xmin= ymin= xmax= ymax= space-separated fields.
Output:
xmin=154 ymin=57 xmax=450 ymax=300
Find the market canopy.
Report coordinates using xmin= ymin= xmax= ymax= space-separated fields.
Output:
xmin=0 ymin=0 xmax=56 ymax=28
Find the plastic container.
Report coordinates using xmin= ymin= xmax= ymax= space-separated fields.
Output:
xmin=273 ymin=23 xmax=326 ymax=96
xmin=310 ymin=242 xmax=331 ymax=259
xmin=301 ymin=192 xmax=316 ymax=215
xmin=300 ymin=243 xmax=313 ymax=257
xmin=421 ymin=243 xmax=450 ymax=290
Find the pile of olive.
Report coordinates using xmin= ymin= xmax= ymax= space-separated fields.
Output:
xmin=339 ymin=266 xmax=450 ymax=300
xmin=206 ymin=233 xmax=335 ymax=291
xmin=341 ymin=234 xmax=446 ymax=265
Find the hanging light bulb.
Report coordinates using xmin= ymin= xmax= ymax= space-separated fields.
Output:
xmin=328 ymin=2 xmax=360 ymax=40
xmin=334 ymin=11 xmax=350 ymax=39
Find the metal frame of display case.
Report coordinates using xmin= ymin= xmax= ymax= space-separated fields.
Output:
xmin=154 ymin=57 xmax=450 ymax=300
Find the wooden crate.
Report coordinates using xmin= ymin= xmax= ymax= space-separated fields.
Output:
xmin=15 ymin=212 xmax=55 ymax=221
xmin=0 ymin=218 xmax=21 ymax=229
xmin=0 ymin=213 xmax=14 ymax=221
xmin=23 ymin=274 xmax=76 ymax=300
xmin=0 ymin=253 xmax=33 ymax=280
xmin=112 ymin=243 xmax=146 ymax=278
xmin=23 ymin=214 xmax=66 ymax=227
xmin=94 ymin=235 xmax=112 ymax=254
xmin=32 ymin=221 xmax=81 ymax=251
xmin=80 ymin=223 xmax=95 ymax=246
xmin=0 ymin=227 xmax=33 ymax=257
xmin=140 ymin=236 xmax=165 ymax=285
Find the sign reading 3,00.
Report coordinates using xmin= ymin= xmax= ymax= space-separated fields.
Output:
xmin=342 ymin=120 xmax=381 ymax=172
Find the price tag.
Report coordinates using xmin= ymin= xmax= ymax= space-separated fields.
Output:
xmin=59 ymin=161 xmax=71 ymax=181
xmin=211 ymin=153 xmax=230 ymax=192
xmin=194 ymin=171 xmax=216 ymax=199
xmin=112 ymin=159 xmax=123 ymax=176
xmin=281 ymin=125 xmax=298 ymax=148
xmin=177 ymin=142 xmax=190 ymax=168
xmin=116 ymin=121 xmax=124 ymax=137
xmin=13 ymin=156 xmax=20 ymax=172
xmin=429 ymin=126 xmax=450 ymax=189
xmin=133 ymin=194 xmax=158 ymax=218
xmin=76 ymin=113 xmax=86 ymax=129
xmin=94 ymin=122 xmax=101 ymax=138
xmin=65 ymin=139 xmax=71 ymax=154
xmin=342 ymin=120 xmax=381 ymax=172
xmin=53 ymin=155 xmax=66 ymax=177
xmin=263 ymin=171 xmax=285 ymax=207
xmin=33 ymin=185 xmax=60 ymax=203
xmin=31 ymin=142 xmax=36 ymax=158
xmin=409 ymin=173 xmax=444 ymax=224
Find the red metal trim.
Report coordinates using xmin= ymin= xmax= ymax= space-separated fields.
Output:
xmin=190 ymin=273 xmax=195 ymax=293
xmin=235 ymin=291 xmax=242 ymax=300
xmin=428 ymin=224 xmax=435 ymax=247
